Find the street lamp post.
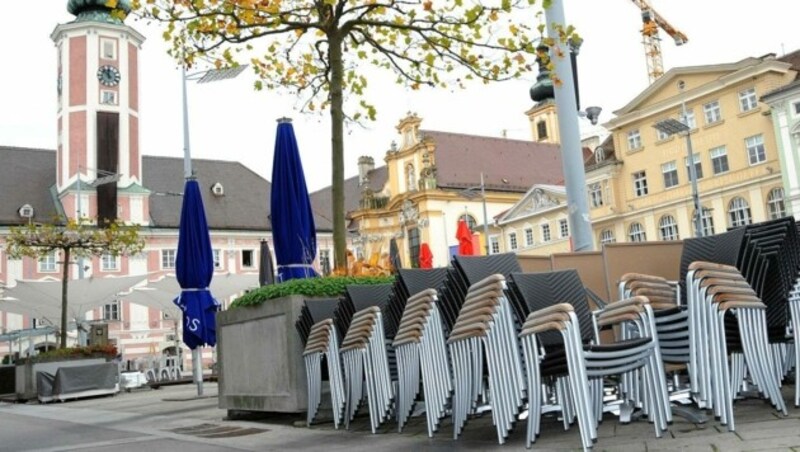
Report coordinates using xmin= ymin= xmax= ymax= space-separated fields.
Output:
xmin=458 ymin=172 xmax=490 ymax=255
xmin=543 ymin=0 xmax=594 ymax=251
xmin=653 ymin=116 xmax=703 ymax=237
xmin=180 ymin=63 xmax=246 ymax=396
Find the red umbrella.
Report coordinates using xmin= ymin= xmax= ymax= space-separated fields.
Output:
xmin=456 ymin=219 xmax=474 ymax=255
xmin=419 ymin=243 xmax=434 ymax=268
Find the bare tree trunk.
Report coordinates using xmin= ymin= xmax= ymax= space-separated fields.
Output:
xmin=329 ymin=33 xmax=347 ymax=272
xmin=60 ymin=247 xmax=70 ymax=349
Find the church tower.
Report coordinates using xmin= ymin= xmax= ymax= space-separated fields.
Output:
xmin=51 ymin=0 xmax=147 ymax=225
xmin=526 ymin=48 xmax=560 ymax=145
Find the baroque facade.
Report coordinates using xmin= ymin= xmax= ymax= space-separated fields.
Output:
xmin=496 ymin=51 xmax=797 ymax=255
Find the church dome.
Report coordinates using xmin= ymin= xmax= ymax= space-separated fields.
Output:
xmin=67 ymin=0 xmax=132 ymax=24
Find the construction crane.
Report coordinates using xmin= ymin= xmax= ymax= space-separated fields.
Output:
xmin=630 ymin=0 xmax=688 ymax=84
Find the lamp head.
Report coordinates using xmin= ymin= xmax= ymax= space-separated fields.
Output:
xmin=585 ymin=106 xmax=602 ymax=125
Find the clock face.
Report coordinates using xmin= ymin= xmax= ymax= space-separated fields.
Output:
xmin=97 ymin=65 xmax=121 ymax=87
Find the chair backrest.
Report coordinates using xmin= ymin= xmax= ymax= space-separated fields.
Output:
xmin=551 ymin=251 xmax=610 ymax=304
xmin=398 ymin=268 xmax=449 ymax=297
xmin=603 ymin=241 xmax=683 ymax=301
xmin=517 ymin=255 xmax=552 ymax=273
xmin=679 ymin=227 xmax=745 ymax=301
xmin=305 ymin=298 xmax=339 ymax=323
xmin=453 ymin=253 xmax=522 ymax=287
xmin=345 ymin=284 xmax=395 ymax=311
xmin=509 ymin=270 xmax=594 ymax=346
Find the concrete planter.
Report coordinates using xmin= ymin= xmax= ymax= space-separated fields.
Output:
xmin=15 ymin=358 xmax=107 ymax=401
xmin=217 ymin=295 xmax=307 ymax=414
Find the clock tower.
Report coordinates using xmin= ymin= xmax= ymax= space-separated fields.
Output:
xmin=51 ymin=0 xmax=148 ymax=225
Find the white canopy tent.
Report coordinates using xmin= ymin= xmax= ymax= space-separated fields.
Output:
xmin=145 ymin=273 xmax=259 ymax=306
xmin=2 ymin=275 xmax=149 ymax=322
xmin=120 ymin=286 xmax=182 ymax=318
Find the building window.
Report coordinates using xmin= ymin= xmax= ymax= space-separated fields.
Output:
xmin=745 ymin=134 xmax=766 ymax=165
xmin=594 ymin=148 xmax=605 ymax=163
xmin=489 ymin=236 xmax=500 ymax=254
xmin=100 ymin=38 xmax=117 ymax=60
xmin=320 ymin=249 xmax=332 ymax=276
xmin=242 ymin=249 xmax=254 ymax=268
xmin=685 ymin=153 xmax=703 ymax=180
xmin=793 ymin=101 xmax=800 ymax=115
xmin=38 ymin=252 xmax=58 ymax=273
xmin=633 ymin=171 xmax=648 ymax=197
xmin=459 ymin=214 xmax=477 ymax=231
xmin=659 ymin=215 xmax=680 ymax=241
xmin=627 ymin=129 xmax=642 ymax=151
xmin=537 ymin=120 xmax=548 ymax=140
xmin=541 ymin=224 xmax=551 ymax=242
xmin=681 ymin=109 xmax=696 ymax=129
xmin=213 ymin=249 xmax=222 ymax=269
xmin=103 ymin=301 xmax=119 ymax=321
xmin=656 ymin=125 xmax=670 ymax=142
xmin=710 ymin=146 xmax=729 ymax=175
xmin=559 ymin=219 xmax=569 ymax=238
xmin=661 ymin=161 xmax=679 ymax=189
xmin=599 ymin=229 xmax=616 ymax=245
xmin=703 ymin=100 xmax=722 ymax=124
xmin=728 ymin=197 xmax=752 ymax=228
xmin=767 ymin=187 xmax=786 ymax=219
xmin=101 ymin=253 xmax=118 ymax=271
xmin=407 ymin=227 xmax=420 ymax=267
xmin=100 ymin=90 xmax=118 ymax=105
xmin=524 ymin=228 xmax=534 ymax=247
xmin=161 ymin=249 xmax=176 ymax=269
xmin=406 ymin=163 xmax=416 ymax=191
xmin=695 ymin=208 xmax=715 ymax=236
xmin=589 ymin=183 xmax=604 ymax=207
xmin=508 ymin=232 xmax=518 ymax=251
xmin=628 ymin=222 xmax=647 ymax=242
xmin=739 ymin=87 xmax=758 ymax=112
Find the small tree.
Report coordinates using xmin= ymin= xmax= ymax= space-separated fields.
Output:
xmin=5 ymin=218 xmax=145 ymax=348
xmin=130 ymin=0 xmax=577 ymax=272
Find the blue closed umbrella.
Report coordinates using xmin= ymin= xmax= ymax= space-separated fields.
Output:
xmin=173 ymin=179 xmax=220 ymax=350
xmin=271 ymin=118 xmax=318 ymax=282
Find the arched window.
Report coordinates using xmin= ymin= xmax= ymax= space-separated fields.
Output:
xmin=599 ymin=229 xmax=616 ymax=245
xmin=728 ymin=197 xmax=752 ymax=228
xmin=459 ymin=213 xmax=477 ymax=231
xmin=406 ymin=163 xmax=416 ymax=191
xmin=595 ymin=147 xmax=605 ymax=163
xmin=628 ymin=222 xmax=646 ymax=242
xmin=659 ymin=215 xmax=679 ymax=241
xmin=767 ymin=187 xmax=786 ymax=219
xmin=693 ymin=207 xmax=715 ymax=236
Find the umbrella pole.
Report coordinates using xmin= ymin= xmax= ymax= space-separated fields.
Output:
xmin=192 ymin=347 xmax=204 ymax=396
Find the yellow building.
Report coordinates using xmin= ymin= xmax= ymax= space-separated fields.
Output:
xmin=496 ymin=52 xmax=797 ymax=255
xmin=341 ymin=113 xmax=564 ymax=268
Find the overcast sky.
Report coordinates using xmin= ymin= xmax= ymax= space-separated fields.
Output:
xmin=2 ymin=1 xmax=799 ymax=192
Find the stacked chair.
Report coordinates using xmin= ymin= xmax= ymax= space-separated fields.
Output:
xmin=509 ymin=270 xmax=670 ymax=450
xmin=392 ymin=288 xmax=451 ymax=436
xmin=447 ymin=274 xmax=525 ymax=445
xmin=337 ymin=284 xmax=395 ymax=433
xmin=298 ymin=298 xmax=345 ymax=427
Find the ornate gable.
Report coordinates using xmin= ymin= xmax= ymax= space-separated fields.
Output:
xmin=497 ymin=184 xmax=566 ymax=224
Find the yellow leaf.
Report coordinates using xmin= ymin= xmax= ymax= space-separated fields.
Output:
xmin=105 ymin=0 xmax=118 ymax=8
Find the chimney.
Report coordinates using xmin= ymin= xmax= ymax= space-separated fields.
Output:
xmin=358 ymin=156 xmax=375 ymax=186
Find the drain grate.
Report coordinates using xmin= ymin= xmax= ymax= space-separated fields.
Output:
xmin=168 ymin=423 xmax=269 ymax=438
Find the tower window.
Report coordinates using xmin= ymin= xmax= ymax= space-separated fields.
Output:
xmin=101 ymin=38 xmax=117 ymax=60
xmin=100 ymin=90 xmax=118 ymax=105
xmin=536 ymin=121 xmax=548 ymax=140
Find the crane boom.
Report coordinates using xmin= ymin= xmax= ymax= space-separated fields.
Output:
xmin=629 ymin=0 xmax=688 ymax=83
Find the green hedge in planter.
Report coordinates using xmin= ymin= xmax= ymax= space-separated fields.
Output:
xmin=231 ymin=275 xmax=395 ymax=308
xmin=19 ymin=344 xmax=118 ymax=364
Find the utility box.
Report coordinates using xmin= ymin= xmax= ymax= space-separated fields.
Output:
xmin=88 ymin=324 xmax=109 ymax=347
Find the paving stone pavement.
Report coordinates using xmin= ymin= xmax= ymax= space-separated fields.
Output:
xmin=3 ymin=383 xmax=800 ymax=451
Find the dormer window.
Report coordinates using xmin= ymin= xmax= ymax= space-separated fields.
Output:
xmin=18 ymin=204 xmax=34 ymax=219
xmin=211 ymin=182 xmax=224 ymax=196
xmin=594 ymin=147 xmax=605 ymax=163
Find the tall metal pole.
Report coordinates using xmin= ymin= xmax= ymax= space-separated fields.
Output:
xmin=682 ymin=100 xmax=704 ymax=237
xmin=182 ymin=65 xmax=202 ymax=396
xmin=480 ymin=173 xmax=490 ymax=255
xmin=182 ymin=66 xmax=193 ymax=180
xmin=544 ymin=0 xmax=594 ymax=251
